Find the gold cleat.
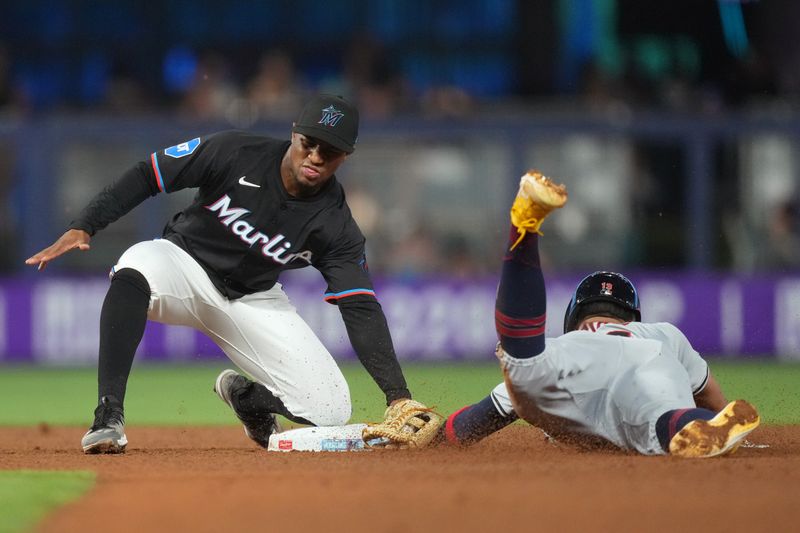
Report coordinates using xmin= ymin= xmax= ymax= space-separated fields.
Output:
xmin=509 ymin=170 xmax=568 ymax=250
xmin=669 ymin=400 xmax=761 ymax=458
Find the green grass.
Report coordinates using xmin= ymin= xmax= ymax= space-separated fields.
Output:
xmin=705 ymin=361 xmax=800 ymax=424
xmin=0 ymin=471 xmax=95 ymax=533
xmin=0 ymin=360 xmax=797 ymax=426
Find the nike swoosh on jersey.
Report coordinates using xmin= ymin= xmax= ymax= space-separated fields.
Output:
xmin=238 ymin=176 xmax=261 ymax=188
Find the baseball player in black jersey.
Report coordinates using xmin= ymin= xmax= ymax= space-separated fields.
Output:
xmin=27 ymin=94 xmax=425 ymax=454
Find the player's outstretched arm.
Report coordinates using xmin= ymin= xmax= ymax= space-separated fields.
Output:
xmin=25 ymin=229 xmax=91 ymax=271
xmin=436 ymin=383 xmax=518 ymax=446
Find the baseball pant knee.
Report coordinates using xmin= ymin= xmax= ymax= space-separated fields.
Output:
xmin=299 ymin=391 xmax=352 ymax=427
xmin=110 ymin=267 xmax=151 ymax=297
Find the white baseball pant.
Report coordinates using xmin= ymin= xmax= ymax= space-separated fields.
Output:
xmin=114 ymin=238 xmax=352 ymax=426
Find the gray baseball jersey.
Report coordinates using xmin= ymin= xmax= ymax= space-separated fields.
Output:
xmin=499 ymin=320 xmax=709 ymax=454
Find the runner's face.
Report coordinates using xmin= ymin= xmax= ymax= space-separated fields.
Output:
xmin=283 ymin=133 xmax=347 ymax=197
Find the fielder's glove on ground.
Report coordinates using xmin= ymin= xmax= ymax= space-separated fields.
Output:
xmin=362 ymin=399 xmax=443 ymax=449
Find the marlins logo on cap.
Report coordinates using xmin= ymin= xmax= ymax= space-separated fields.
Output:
xmin=318 ymin=105 xmax=345 ymax=127
xmin=293 ymin=94 xmax=359 ymax=154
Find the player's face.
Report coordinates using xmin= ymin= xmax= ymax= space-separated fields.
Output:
xmin=282 ymin=133 xmax=348 ymax=197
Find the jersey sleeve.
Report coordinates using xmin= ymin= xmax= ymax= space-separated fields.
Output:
xmin=147 ymin=131 xmax=237 ymax=194
xmin=489 ymin=382 xmax=516 ymax=417
xmin=314 ymin=217 xmax=376 ymax=304
xmin=67 ymin=131 xmax=238 ymax=235
xmin=68 ymin=162 xmax=159 ymax=235
xmin=658 ymin=323 xmax=709 ymax=394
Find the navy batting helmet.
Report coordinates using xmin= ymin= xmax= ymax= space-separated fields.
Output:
xmin=563 ymin=271 xmax=641 ymax=333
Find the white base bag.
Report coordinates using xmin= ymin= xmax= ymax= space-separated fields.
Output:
xmin=267 ymin=423 xmax=370 ymax=452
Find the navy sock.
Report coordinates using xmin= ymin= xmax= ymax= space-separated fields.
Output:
xmin=495 ymin=226 xmax=546 ymax=358
xmin=97 ymin=268 xmax=150 ymax=405
xmin=444 ymin=395 xmax=518 ymax=445
xmin=656 ymin=408 xmax=716 ymax=452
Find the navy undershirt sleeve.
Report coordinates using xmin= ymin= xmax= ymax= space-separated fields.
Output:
xmin=69 ymin=162 xmax=159 ymax=236
xmin=338 ymin=299 xmax=411 ymax=404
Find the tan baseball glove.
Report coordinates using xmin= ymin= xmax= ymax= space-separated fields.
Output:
xmin=362 ymin=399 xmax=443 ymax=449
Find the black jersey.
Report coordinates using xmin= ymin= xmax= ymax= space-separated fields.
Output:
xmin=69 ymin=130 xmax=410 ymax=403
xmin=152 ymin=131 xmax=372 ymax=300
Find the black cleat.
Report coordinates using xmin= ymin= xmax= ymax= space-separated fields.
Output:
xmin=214 ymin=369 xmax=280 ymax=448
xmin=81 ymin=396 xmax=127 ymax=454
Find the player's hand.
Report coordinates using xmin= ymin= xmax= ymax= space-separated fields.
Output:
xmin=25 ymin=229 xmax=91 ymax=271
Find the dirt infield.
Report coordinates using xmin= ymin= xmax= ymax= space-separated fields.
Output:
xmin=2 ymin=424 xmax=799 ymax=533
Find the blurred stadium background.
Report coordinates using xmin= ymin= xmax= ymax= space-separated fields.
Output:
xmin=1 ymin=0 xmax=799 ymax=365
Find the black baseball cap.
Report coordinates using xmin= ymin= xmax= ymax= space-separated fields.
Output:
xmin=292 ymin=94 xmax=359 ymax=153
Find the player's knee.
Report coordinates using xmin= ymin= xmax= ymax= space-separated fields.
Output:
xmin=304 ymin=391 xmax=352 ymax=427
xmin=111 ymin=268 xmax=151 ymax=297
